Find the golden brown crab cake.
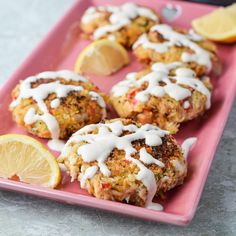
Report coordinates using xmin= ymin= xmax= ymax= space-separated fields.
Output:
xmin=80 ymin=3 xmax=160 ymax=48
xmin=58 ymin=119 xmax=189 ymax=208
xmin=9 ymin=70 xmax=107 ymax=141
xmin=132 ymin=24 xmax=219 ymax=76
xmin=110 ymin=62 xmax=212 ymax=134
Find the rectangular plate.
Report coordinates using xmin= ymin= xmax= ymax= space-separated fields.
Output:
xmin=0 ymin=0 xmax=235 ymax=226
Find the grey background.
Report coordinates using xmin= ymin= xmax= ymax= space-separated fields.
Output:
xmin=0 ymin=1 xmax=235 ymax=235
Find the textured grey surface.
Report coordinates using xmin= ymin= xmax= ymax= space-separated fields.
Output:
xmin=0 ymin=1 xmax=235 ymax=235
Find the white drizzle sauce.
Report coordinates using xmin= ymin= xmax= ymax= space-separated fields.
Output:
xmin=81 ymin=3 xmax=158 ymax=40
xmin=181 ymin=137 xmax=197 ymax=160
xmin=111 ymin=62 xmax=211 ymax=109
xmin=171 ymin=159 xmax=185 ymax=175
xmin=133 ymin=24 xmax=212 ymax=71
xmin=50 ymin=98 xmax=60 ymax=109
xmin=188 ymin=29 xmax=204 ymax=41
xmin=48 ymin=139 xmax=66 ymax=153
xmin=81 ymin=7 xmax=101 ymax=24
xmin=80 ymin=166 xmax=98 ymax=189
xmin=183 ymin=101 xmax=190 ymax=109
xmin=10 ymin=70 xmax=106 ymax=152
xmin=61 ymin=120 xmax=169 ymax=210
xmin=146 ymin=202 xmax=163 ymax=211
xmin=89 ymin=91 xmax=106 ymax=108
xmin=139 ymin=147 xmax=165 ymax=167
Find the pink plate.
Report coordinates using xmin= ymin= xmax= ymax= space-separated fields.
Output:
xmin=0 ymin=0 xmax=236 ymax=226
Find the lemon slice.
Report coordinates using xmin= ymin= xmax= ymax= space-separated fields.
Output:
xmin=74 ymin=39 xmax=130 ymax=75
xmin=0 ymin=134 xmax=61 ymax=188
xmin=192 ymin=4 xmax=236 ymax=43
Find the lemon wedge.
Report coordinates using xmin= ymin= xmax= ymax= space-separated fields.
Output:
xmin=74 ymin=39 xmax=130 ymax=75
xmin=192 ymin=3 xmax=236 ymax=43
xmin=0 ymin=134 xmax=61 ymax=188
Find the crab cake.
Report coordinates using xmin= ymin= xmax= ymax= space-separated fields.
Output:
xmin=133 ymin=24 xmax=219 ymax=76
xmin=80 ymin=2 xmax=160 ymax=48
xmin=9 ymin=70 xmax=107 ymax=151
xmin=58 ymin=119 xmax=191 ymax=208
xmin=110 ymin=62 xmax=212 ymax=134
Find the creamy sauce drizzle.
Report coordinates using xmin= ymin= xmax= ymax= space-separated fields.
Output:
xmin=50 ymin=98 xmax=60 ymax=109
xmin=146 ymin=202 xmax=163 ymax=211
xmin=81 ymin=3 xmax=158 ymax=40
xmin=171 ymin=159 xmax=185 ymax=175
xmin=183 ymin=101 xmax=190 ymax=109
xmin=10 ymin=70 xmax=106 ymax=152
xmin=181 ymin=137 xmax=197 ymax=160
xmin=61 ymin=120 xmax=170 ymax=210
xmin=133 ymin=24 xmax=211 ymax=71
xmin=111 ymin=62 xmax=211 ymax=109
xmin=80 ymin=166 xmax=98 ymax=189
xmin=140 ymin=147 xmax=165 ymax=167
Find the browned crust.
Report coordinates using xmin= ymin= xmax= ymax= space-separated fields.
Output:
xmin=133 ymin=28 xmax=219 ymax=76
xmin=110 ymin=70 xmax=212 ymax=134
xmin=80 ymin=6 xmax=160 ymax=48
xmin=60 ymin=118 xmax=186 ymax=207
xmin=10 ymin=77 xmax=107 ymax=140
